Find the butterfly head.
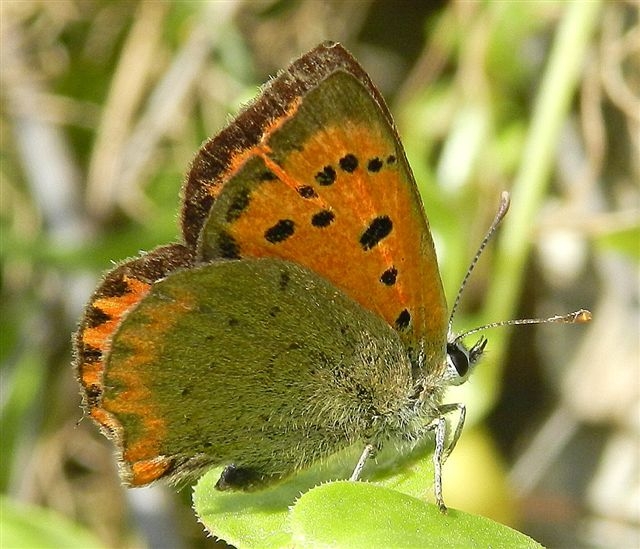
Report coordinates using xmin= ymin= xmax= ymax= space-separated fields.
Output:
xmin=443 ymin=336 xmax=487 ymax=386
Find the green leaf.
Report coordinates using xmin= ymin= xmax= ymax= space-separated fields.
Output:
xmin=193 ymin=447 xmax=541 ymax=548
xmin=194 ymin=467 xmax=293 ymax=548
xmin=193 ymin=448 xmax=363 ymax=549
xmin=290 ymin=482 xmax=542 ymax=549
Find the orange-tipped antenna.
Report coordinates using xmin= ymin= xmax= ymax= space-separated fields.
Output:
xmin=448 ymin=191 xmax=592 ymax=343
xmin=448 ymin=191 xmax=511 ymax=332
xmin=452 ymin=309 xmax=592 ymax=345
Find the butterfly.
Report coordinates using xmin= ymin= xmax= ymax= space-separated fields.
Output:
xmin=74 ymin=41 xmax=590 ymax=511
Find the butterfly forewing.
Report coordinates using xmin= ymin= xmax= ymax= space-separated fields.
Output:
xmin=186 ymin=43 xmax=448 ymax=368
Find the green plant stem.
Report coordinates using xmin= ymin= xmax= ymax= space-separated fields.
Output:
xmin=479 ymin=0 xmax=602 ymax=394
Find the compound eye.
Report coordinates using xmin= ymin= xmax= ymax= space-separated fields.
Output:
xmin=447 ymin=342 xmax=469 ymax=378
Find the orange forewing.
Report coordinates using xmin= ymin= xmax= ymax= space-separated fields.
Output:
xmin=185 ymin=42 xmax=448 ymax=366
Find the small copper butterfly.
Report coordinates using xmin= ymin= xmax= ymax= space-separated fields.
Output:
xmin=74 ymin=41 xmax=591 ymax=511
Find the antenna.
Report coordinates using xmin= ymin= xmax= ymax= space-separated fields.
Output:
xmin=447 ymin=190 xmax=592 ymax=344
xmin=448 ymin=191 xmax=511 ymax=331
xmin=452 ymin=309 xmax=592 ymax=345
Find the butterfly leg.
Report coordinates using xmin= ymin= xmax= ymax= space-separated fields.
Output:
xmin=430 ymin=402 xmax=466 ymax=512
xmin=432 ymin=416 xmax=448 ymax=512
xmin=438 ymin=402 xmax=466 ymax=462
xmin=350 ymin=443 xmax=376 ymax=481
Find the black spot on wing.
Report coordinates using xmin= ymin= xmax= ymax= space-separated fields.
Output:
xmin=297 ymin=185 xmax=318 ymax=199
xmin=279 ymin=270 xmax=291 ymax=291
xmin=311 ymin=210 xmax=335 ymax=228
xmin=101 ymin=277 xmax=130 ymax=298
xmin=360 ymin=216 xmax=393 ymax=250
xmin=315 ymin=166 xmax=336 ymax=186
xmin=226 ymin=188 xmax=251 ymax=222
xmin=85 ymin=306 xmax=110 ymax=328
xmin=395 ymin=309 xmax=411 ymax=330
xmin=81 ymin=345 xmax=102 ymax=363
xmin=260 ymin=171 xmax=277 ymax=181
xmin=380 ymin=267 xmax=398 ymax=286
xmin=218 ymin=231 xmax=241 ymax=259
xmin=339 ymin=154 xmax=358 ymax=173
xmin=265 ymin=220 xmax=295 ymax=243
xmin=367 ymin=157 xmax=383 ymax=172
xmin=85 ymin=384 xmax=102 ymax=405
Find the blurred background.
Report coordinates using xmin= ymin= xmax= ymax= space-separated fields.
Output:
xmin=1 ymin=1 xmax=638 ymax=548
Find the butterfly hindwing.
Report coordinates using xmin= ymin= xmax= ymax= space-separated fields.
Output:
xmin=99 ymin=258 xmax=412 ymax=487
xmin=74 ymin=244 xmax=194 ymax=462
